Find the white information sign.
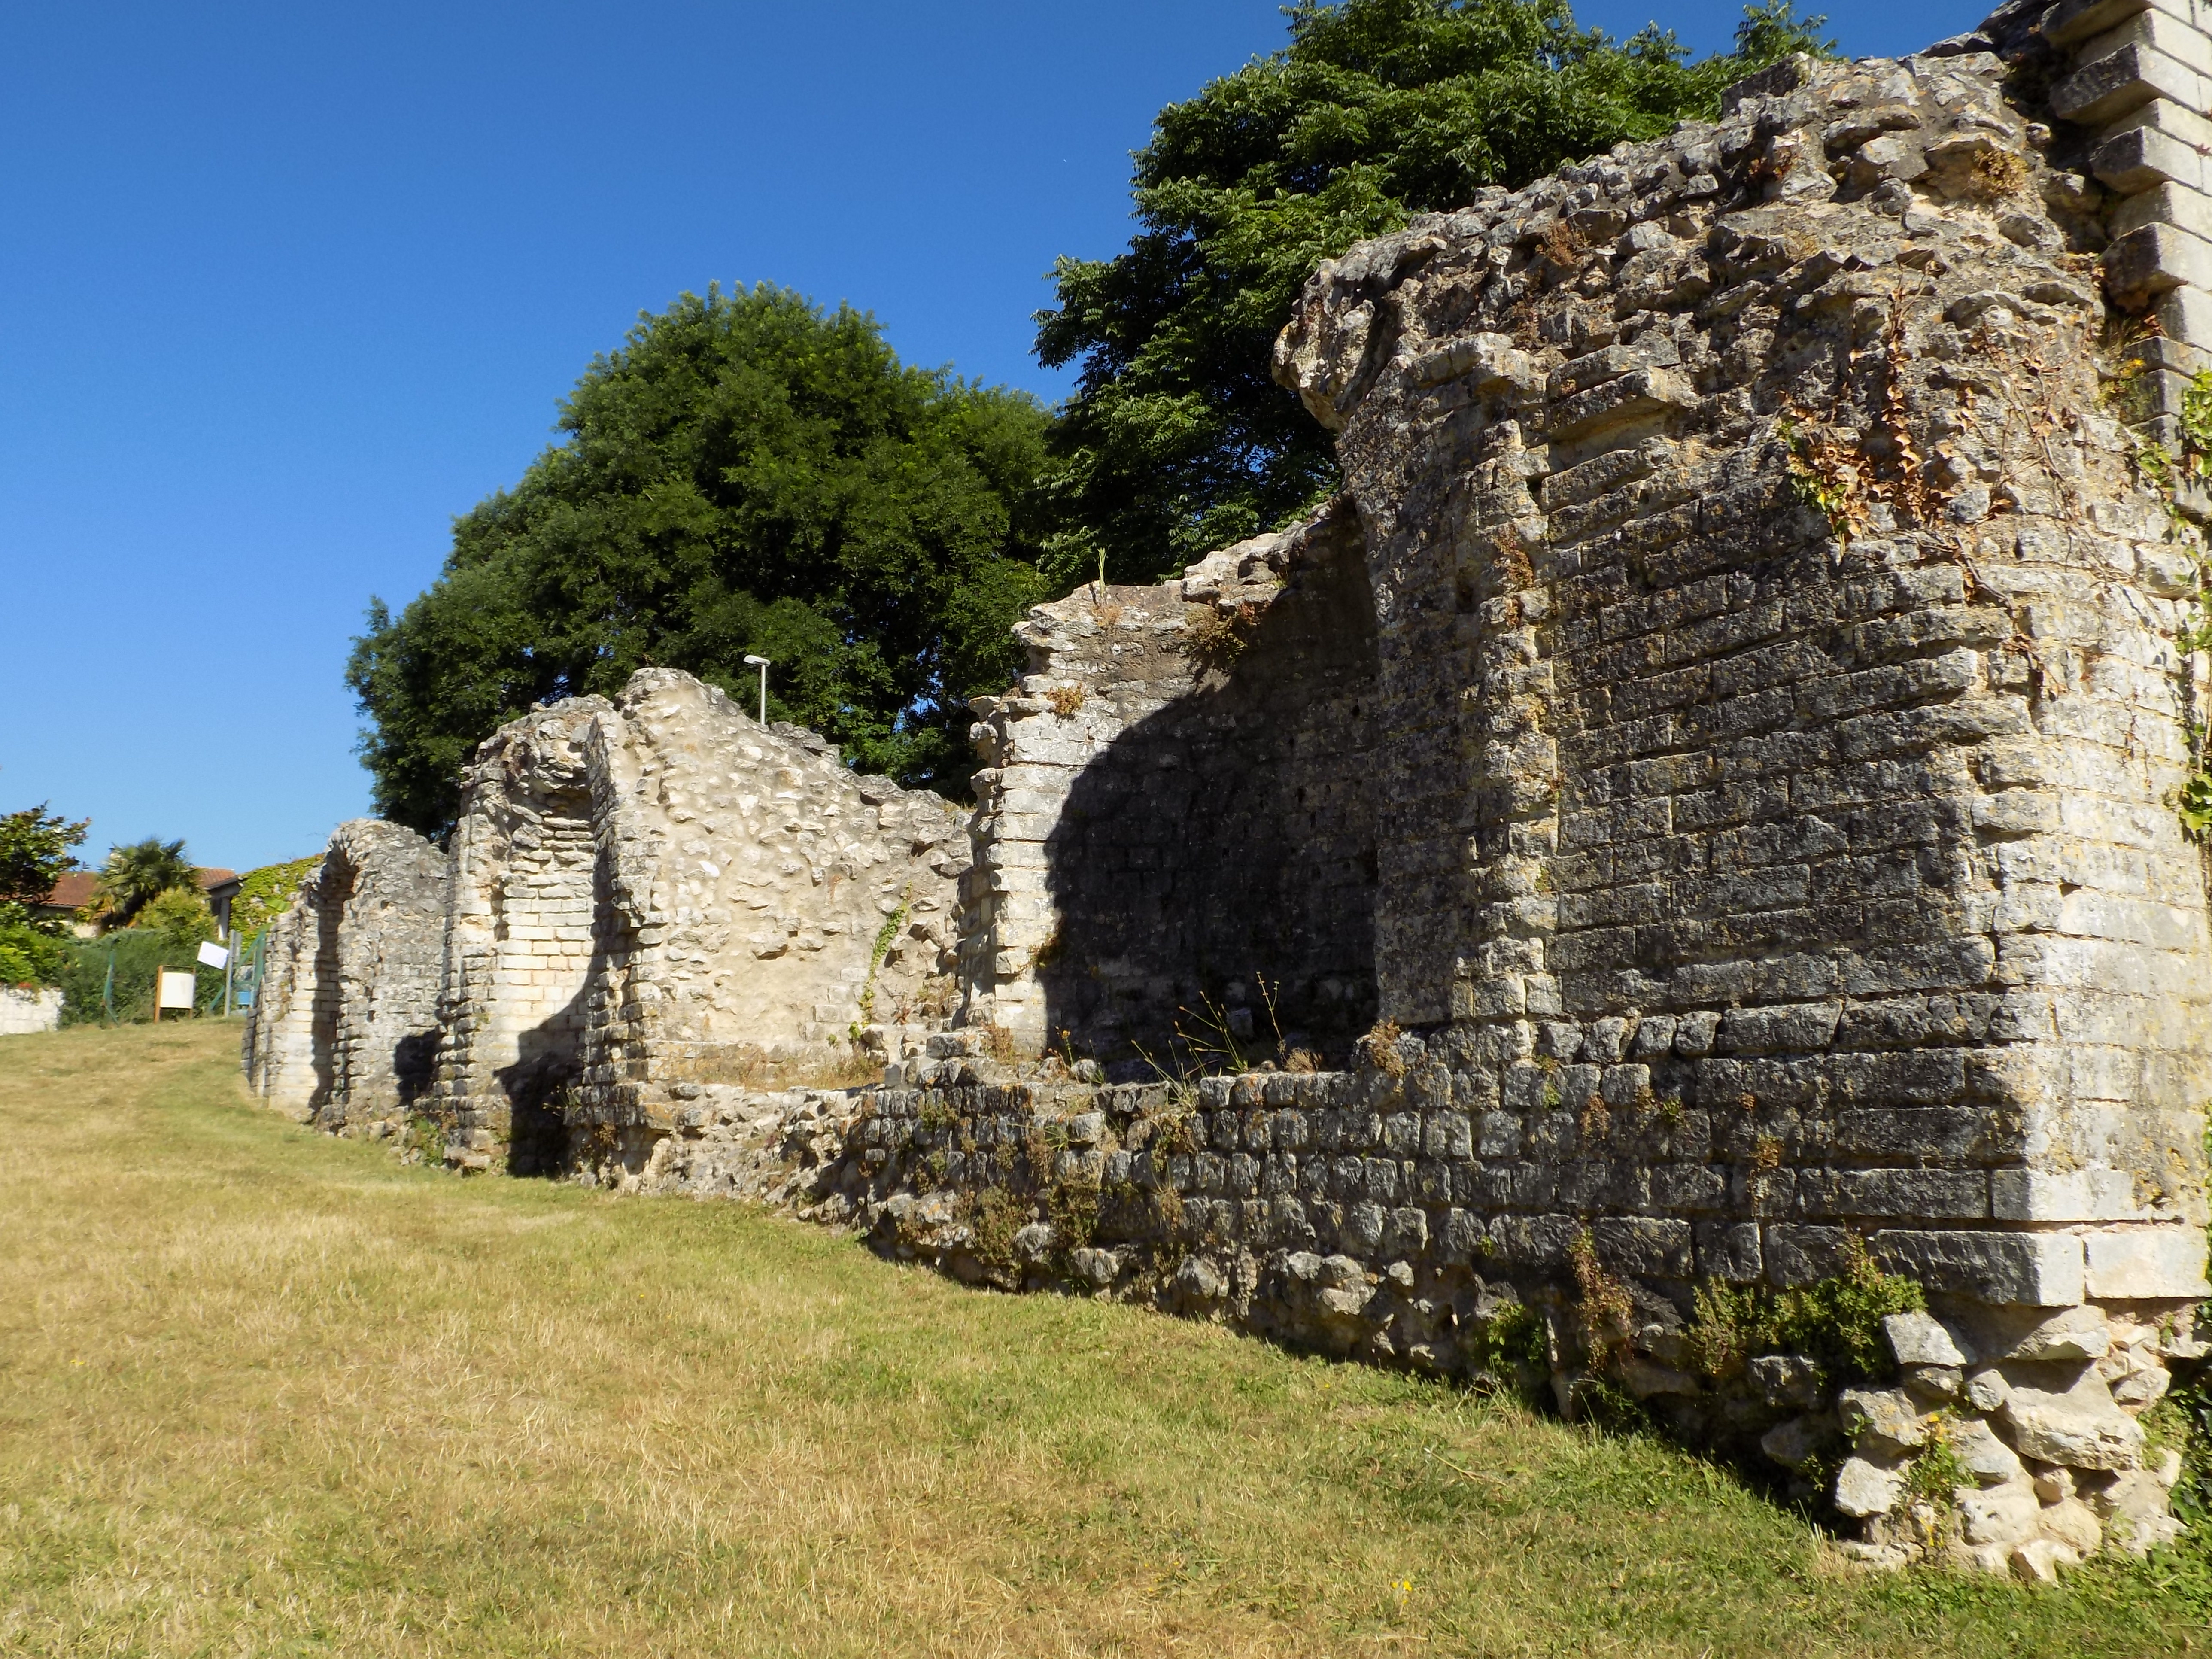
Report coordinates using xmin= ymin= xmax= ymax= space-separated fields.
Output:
xmin=157 ymin=971 xmax=198 ymax=1011
xmin=197 ymin=941 xmax=230 ymax=970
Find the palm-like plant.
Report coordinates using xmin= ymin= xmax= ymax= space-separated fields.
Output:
xmin=94 ymin=838 xmax=195 ymax=930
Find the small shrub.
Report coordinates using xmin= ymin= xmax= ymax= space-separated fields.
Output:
xmin=1538 ymin=216 xmax=1584 ymax=267
xmin=1181 ymin=602 xmax=1258 ymax=674
xmin=1359 ymin=1018 xmax=1407 ymax=1078
xmin=1578 ymin=1094 xmax=1610 ymax=1143
xmin=1567 ymin=1228 xmax=1634 ymax=1371
xmin=1903 ymin=1417 xmax=1971 ymax=1508
xmin=1681 ymin=1236 xmax=1924 ymax=1386
xmin=1968 ymin=148 xmax=2028 ymax=201
xmin=961 ymin=1186 xmax=1030 ymax=1281
xmin=1045 ymin=684 xmax=1086 ymax=719
xmin=1468 ymin=1300 xmax=1547 ymax=1385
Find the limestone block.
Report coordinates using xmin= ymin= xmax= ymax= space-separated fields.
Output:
xmin=2083 ymin=1225 xmax=2211 ymax=1297
xmin=1999 ymin=1387 xmax=2145 ymax=1472
xmin=2078 ymin=7 xmax=2212 ymax=79
xmin=1959 ymin=1479 xmax=2041 ymax=1547
xmin=1883 ymin=1310 xmax=1970 ymax=1367
xmin=2103 ymin=221 xmax=2212 ymax=308
xmin=2112 ymin=180 xmax=2212 ymax=243
xmin=1834 ymin=1455 xmax=1906 ymax=1518
xmin=1871 ymin=1231 xmax=2084 ymax=1307
xmin=2051 ymin=41 xmax=2203 ymax=127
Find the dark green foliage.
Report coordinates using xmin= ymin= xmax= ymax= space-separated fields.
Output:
xmin=1683 ymin=1237 xmax=1925 ymax=1386
xmin=1467 ymin=1299 xmax=1547 ymax=1382
xmin=0 ymin=915 xmax=67 ymax=987
xmin=58 ymin=931 xmax=223 ymax=1024
xmin=94 ymin=838 xmax=197 ymax=930
xmin=349 ymin=284 xmax=1051 ymax=837
xmin=1034 ymin=0 xmax=1834 ymax=585
xmin=0 ymin=804 xmax=88 ymax=911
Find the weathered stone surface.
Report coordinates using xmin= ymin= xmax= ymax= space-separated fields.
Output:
xmin=0 ymin=987 xmax=63 ymax=1036
xmin=244 ymin=820 xmax=447 ymax=1132
xmin=429 ymin=669 xmax=966 ymax=1169
xmin=1959 ymin=1477 xmax=2040 ymax=1546
xmin=264 ymin=1 xmax=2212 ymax=1581
xmin=2000 ymin=1384 xmax=2146 ymax=1471
xmin=1883 ymin=1310 xmax=1970 ymax=1367
xmin=958 ymin=502 xmax=1379 ymax=1061
xmin=1840 ymin=1386 xmax=1929 ymax=1455
xmin=1835 ymin=1455 xmax=1907 ymax=1518
xmin=1950 ymin=1416 xmax=2027 ymax=1484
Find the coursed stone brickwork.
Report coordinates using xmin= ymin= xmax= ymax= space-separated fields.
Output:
xmin=259 ymin=3 xmax=2212 ymax=1578
xmin=960 ymin=499 xmax=1381 ymax=1062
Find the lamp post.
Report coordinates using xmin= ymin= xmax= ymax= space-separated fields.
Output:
xmin=743 ymin=654 xmax=770 ymax=726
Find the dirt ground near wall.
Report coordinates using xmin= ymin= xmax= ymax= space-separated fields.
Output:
xmin=2 ymin=1021 xmax=2208 ymax=1656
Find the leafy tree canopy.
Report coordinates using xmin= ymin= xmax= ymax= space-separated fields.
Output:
xmin=349 ymin=284 xmax=1051 ymax=839
xmin=0 ymin=803 xmax=88 ymax=918
xmin=137 ymin=886 xmax=218 ymax=953
xmin=0 ymin=804 xmax=87 ymax=986
xmin=1034 ymin=0 xmax=1834 ymax=584
xmin=94 ymin=837 xmax=196 ymax=930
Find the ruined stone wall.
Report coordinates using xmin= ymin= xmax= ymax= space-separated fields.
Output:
xmin=430 ymin=668 xmax=969 ymax=1170
xmin=241 ymin=819 xmax=447 ymax=1128
xmin=659 ymin=20 xmax=2212 ymax=1574
xmin=961 ymin=501 xmax=1381 ymax=1063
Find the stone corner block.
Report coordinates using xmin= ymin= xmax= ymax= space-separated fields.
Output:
xmin=1871 ymin=1230 xmax=2084 ymax=1307
xmin=2082 ymin=1226 xmax=2210 ymax=1299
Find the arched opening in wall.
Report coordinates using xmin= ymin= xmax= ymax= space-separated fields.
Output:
xmin=486 ymin=784 xmax=601 ymax=1175
xmin=304 ymin=857 xmax=356 ymax=1124
xmin=1040 ymin=516 xmax=1382 ymax=1072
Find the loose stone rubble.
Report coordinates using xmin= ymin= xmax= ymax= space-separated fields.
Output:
xmin=259 ymin=3 xmax=2212 ymax=1577
xmin=243 ymin=818 xmax=447 ymax=1131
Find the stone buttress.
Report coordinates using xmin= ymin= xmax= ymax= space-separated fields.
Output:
xmin=242 ymin=818 xmax=447 ymax=1130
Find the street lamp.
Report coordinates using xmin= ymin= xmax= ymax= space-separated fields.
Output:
xmin=743 ymin=654 xmax=771 ymax=725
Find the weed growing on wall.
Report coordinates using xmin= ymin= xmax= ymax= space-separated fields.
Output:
xmin=1680 ymin=1237 xmax=1923 ymax=1386
xmin=854 ymin=886 xmax=912 ymax=1029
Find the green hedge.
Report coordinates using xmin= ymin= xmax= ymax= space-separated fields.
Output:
xmin=59 ymin=932 xmax=227 ymax=1025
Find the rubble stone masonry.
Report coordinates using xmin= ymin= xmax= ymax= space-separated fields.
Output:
xmin=243 ymin=819 xmax=447 ymax=1130
xmin=425 ymin=668 xmax=968 ymax=1170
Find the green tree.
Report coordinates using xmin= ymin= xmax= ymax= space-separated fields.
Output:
xmin=1033 ymin=0 xmax=1833 ymax=584
xmin=0 ymin=804 xmax=89 ymax=984
xmin=137 ymin=886 xmax=218 ymax=954
xmin=349 ymin=283 xmax=1051 ymax=839
xmin=0 ymin=803 xmax=88 ymax=913
xmin=94 ymin=838 xmax=197 ymax=930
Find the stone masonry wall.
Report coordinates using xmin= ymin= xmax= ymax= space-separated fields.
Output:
xmin=960 ymin=499 xmax=1381 ymax=1063
xmin=1268 ymin=37 xmax=2212 ymax=1310
xmin=429 ymin=668 xmax=969 ymax=1170
xmin=242 ymin=819 xmax=447 ymax=1128
xmin=0 ymin=987 xmax=63 ymax=1036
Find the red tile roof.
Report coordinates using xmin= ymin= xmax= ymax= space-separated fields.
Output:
xmin=38 ymin=868 xmax=238 ymax=911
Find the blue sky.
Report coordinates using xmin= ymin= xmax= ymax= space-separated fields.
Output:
xmin=0 ymin=0 xmax=1987 ymax=873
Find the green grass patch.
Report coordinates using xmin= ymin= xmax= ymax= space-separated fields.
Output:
xmin=0 ymin=1023 xmax=2203 ymax=1656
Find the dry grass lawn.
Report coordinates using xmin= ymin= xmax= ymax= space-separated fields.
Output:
xmin=0 ymin=1021 xmax=2204 ymax=1656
